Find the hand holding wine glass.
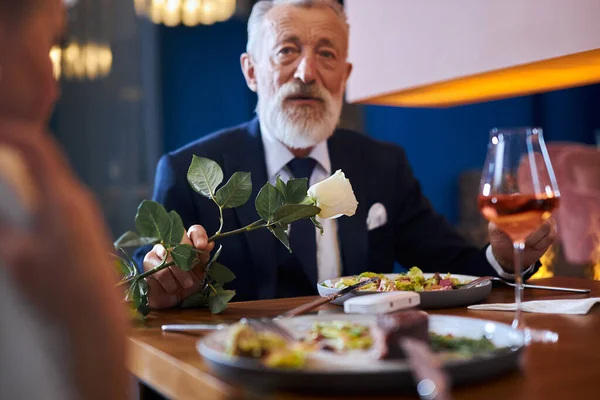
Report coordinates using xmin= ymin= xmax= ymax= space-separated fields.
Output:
xmin=478 ymin=127 xmax=560 ymax=343
xmin=488 ymin=218 xmax=557 ymax=272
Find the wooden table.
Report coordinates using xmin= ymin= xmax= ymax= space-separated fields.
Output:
xmin=129 ymin=277 xmax=600 ymax=400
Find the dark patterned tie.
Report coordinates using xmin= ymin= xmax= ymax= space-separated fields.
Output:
xmin=284 ymin=157 xmax=318 ymax=290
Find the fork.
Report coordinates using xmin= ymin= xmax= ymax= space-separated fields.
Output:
xmin=460 ymin=276 xmax=494 ymax=290
xmin=241 ymin=318 xmax=297 ymax=342
xmin=461 ymin=276 xmax=591 ymax=294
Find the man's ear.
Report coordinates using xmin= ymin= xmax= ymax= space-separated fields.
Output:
xmin=240 ymin=53 xmax=258 ymax=93
xmin=344 ymin=62 xmax=353 ymax=84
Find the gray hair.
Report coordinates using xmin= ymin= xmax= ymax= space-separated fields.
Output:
xmin=246 ymin=0 xmax=349 ymax=58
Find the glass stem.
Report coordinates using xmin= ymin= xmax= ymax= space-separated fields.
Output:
xmin=513 ymin=240 xmax=526 ymax=330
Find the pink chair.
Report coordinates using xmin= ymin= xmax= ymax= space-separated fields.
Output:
xmin=517 ymin=143 xmax=600 ymax=265
xmin=555 ymin=146 xmax=600 ymax=264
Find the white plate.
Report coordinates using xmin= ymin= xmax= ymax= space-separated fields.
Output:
xmin=318 ymin=273 xmax=492 ymax=309
xmin=198 ymin=314 xmax=524 ymax=394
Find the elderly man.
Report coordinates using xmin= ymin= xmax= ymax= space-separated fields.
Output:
xmin=139 ymin=0 xmax=556 ymax=309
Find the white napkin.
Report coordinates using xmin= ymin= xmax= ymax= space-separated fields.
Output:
xmin=468 ymin=297 xmax=600 ymax=315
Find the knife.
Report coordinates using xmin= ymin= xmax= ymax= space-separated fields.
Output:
xmin=276 ymin=276 xmax=380 ymax=319
xmin=161 ymin=323 xmax=230 ymax=332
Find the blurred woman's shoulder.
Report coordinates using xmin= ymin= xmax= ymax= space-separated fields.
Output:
xmin=0 ymin=119 xmax=74 ymax=400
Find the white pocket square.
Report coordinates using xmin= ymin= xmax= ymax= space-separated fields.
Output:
xmin=367 ymin=202 xmax=387 ymax=231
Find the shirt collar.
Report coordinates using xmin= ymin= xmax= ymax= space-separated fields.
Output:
xmin=259 ymin=120 xmax=331 ymax=181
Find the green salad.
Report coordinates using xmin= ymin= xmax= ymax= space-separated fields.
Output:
xmin=304 ymin=322 xmax=498 ymax=357
xmin=429 ymin=333 xmax=497 ymax=357
xmin=328 ymin=267 xmax=467 ymax=292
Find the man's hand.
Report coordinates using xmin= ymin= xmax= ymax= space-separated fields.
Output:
xmin=489 ymin=218 xmax=558 ymax=272
xmin=144 ymin=224 xmax=215 ymax=309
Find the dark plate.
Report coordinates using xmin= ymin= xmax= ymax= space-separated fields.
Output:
xmin=198 ymin=314 xmax=524 ymax=395
xmin=318 ymin=273 xmax=492 ymax=309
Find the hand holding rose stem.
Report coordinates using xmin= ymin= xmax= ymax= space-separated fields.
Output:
xmin=114 ymin=157 xmax=358 ymax=315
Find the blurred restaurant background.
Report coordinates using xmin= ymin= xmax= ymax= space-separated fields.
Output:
xmin=50 ymin=0 xmax=600 ymax=280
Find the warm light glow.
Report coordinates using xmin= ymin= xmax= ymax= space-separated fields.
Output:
xmin=355 ymin=49 xmax=600 ymax=108
xmin=182 ymin=0 xmax=200 ymax=26
xmin=592 ymin=247 xmax=600 ymax=281
xmin=150 ymin=0 xmax=166 ymax=24
xmin=84 ymin=43 xmax=100 ymax=80
xmin=135 ymin=0 xmax=235 ymax=27
xmin=214 ymin=0 xmax=235 ymax=21
xmin=49 ymin=41 xmax=113 ymax=81
xmin=587 ymin=210 xmax=600 ymax=281
xmin=133 ymin=0 xmax=146 ymax=14
xmin=97 ymin=44 xmax=113 ymax=77
xmin=50 ymin=46 xmax=62 ymax=80
xmin=530 ymin=245 xmax=556 ymax=280
xmin=199 ymin=0 xmax=217 ymax=25
xmin=163 ymin=0 xmax=182 ymax=27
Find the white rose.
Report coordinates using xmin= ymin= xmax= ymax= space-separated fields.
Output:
xmin=308 ymin=170 xmax=358 ymax=219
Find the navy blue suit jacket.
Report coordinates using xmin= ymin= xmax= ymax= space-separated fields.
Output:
xmin=135 ymin=118 xmax=511 ymax=301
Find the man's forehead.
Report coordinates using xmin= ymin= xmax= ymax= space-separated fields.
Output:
xmin=264 ymin=4 xmax=347 ymax=44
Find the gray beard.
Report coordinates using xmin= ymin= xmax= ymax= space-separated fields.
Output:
xmin=257 ymin=98 xmax=342 ymax=149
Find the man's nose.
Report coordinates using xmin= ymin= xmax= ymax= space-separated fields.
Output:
xmin=294 ymin=53 xmax=317 ymax=84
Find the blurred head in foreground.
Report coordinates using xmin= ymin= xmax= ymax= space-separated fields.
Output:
xmin=0 ymin=2 xmax=129 ymax=400
xmin=0 ymin=0 xmax=65 ymax=127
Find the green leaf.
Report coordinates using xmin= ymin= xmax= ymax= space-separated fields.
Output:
xmin=208 ymin=262 xmax=236 ymax=284
xmin=208 ymin=289 xmax=236 ymax=314
xmin=269 ymin=225 xmax=291 ymax=253
xmin=311 ymin=217 xmax=324 ymax=235
xmin=275 ymin=176 xmax=287 ymax=200
xmin=118 ymin=248 xmax=140 ymax=273
xmin=137 ymin=304 xmax=152 ymax=317
xmin=181 ymin=289 xmax=209 ymax=309
xmin=206 ymin=244 xmax=223 ymax=270
xmin=114 ymin=231 xmax=159 ymax=248
xmin=129 ymin=279 xmax=148 ymax=308
xmin=138 ymin=279 xmax=149 ymax=297
xmin=113 ymin=256 xmax=137 ymax=279
xmin=113 ymin=249 xmax=140 ymax=281
xmin=273 ymin=204 xmax=321 ymax=224
xmin=171 ymin=244 xmax=197 ymax=271
xmin=135 ymin=200 xmax=171 ymax=242
xmin=255 ymin=183 xmax=284 ymax=221
xmin=285 ymin=178 xmax=308 ymax=204
xmin=215 ymin=171 xmax=252 ymax=208
xmin=164 ymin=211 xmax=185 ymax=248
xmin=187 ymin=155 xmax=224 ymax=199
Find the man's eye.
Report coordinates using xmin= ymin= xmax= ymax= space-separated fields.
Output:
xmin=319 ymin=50 xmax=336 ymax=59
xmin=278 ymin=47 xmax=297 ymax=56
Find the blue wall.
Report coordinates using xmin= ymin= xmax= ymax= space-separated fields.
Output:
xmin=535 ymin=85 xmax=600 ymax=144
xmin=159 ymin=22 xmax=600 ymax=224
xmin=160 ymin=19 xmax=256 ymax=152
xmin=363 ymin=84 xmax=599 ymax=224
xmin=364 ymin=96 xmax=535 ymax=224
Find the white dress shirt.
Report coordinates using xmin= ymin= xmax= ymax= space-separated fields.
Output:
xmin=260 ymin=124 xmax=342 ymax=282
xmin=259 ymin=123 xmax=525 ymax=280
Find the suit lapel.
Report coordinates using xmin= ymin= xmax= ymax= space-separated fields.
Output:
xmin=222 ymin=119 xmax=278 ymax=299
xmin=328 ymin=132 xmax=369 ymax=277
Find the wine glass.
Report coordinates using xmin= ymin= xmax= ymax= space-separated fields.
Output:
xmin=478 ymin=127 xmax=560 ymax=344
